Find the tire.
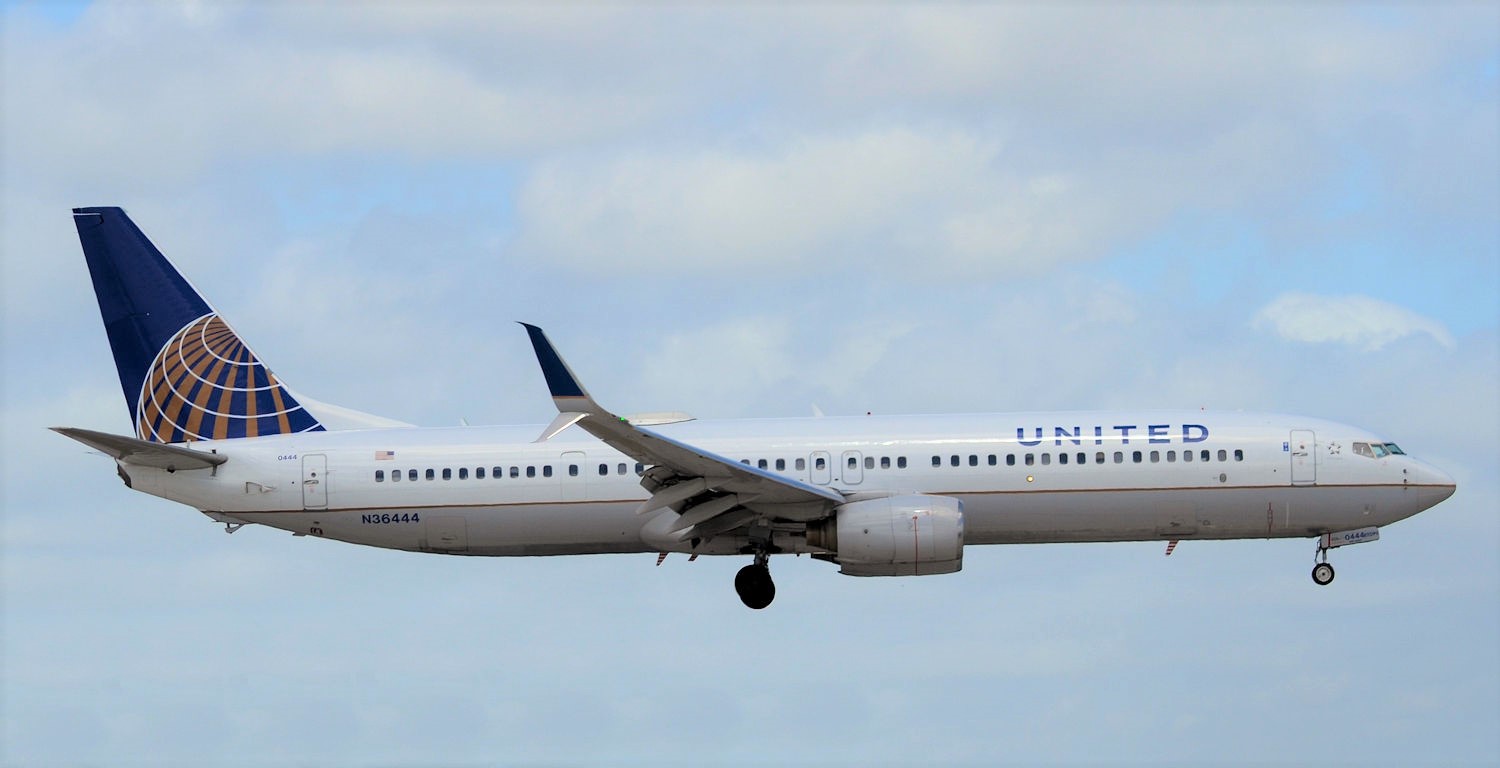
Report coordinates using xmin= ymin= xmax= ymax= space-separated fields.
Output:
xmin=734 ymin=564 xmax=776 ymax=609
xmin=1311 ymin=562 xmax=1335 ymax=586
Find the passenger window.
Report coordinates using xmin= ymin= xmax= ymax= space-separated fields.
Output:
xmin=1184 ymin=450 xmax=1193 ymax=463
xmin=392 ymin=470 xmax=401 ymax=482
xmin=777 ymin=459 xmax=787 ymax=471
xmin=635 ymin=463 xmax=645 ymax=475
xmin=796 ymin=458 xmax=806 ymax=471
xmin=543 ymin=466 xmax=553 ymax=478
xmin=526 ymin=466 xmax=536 ymax=478
xmin=1058 ymin=452 xmax=1069 ymax=465
xmin=848 ymin=457 xmax=857 ymax=469
xmin=1114 ymin=451 xmax=1123 ymax=463
xmin=477 ymin=467 xmax=486 ymax=479
xmin=1234 ymin=449 xmax=1244 ymax=461
xmin=375 ymin=470 xmax=385 ymax=482
xmin=618 ymin=463 xmax=627 ymax=475
xmin=409 ymin=469 xmax=418 ymax=481
xmin=865 ymin=457 xmax=875 ymax=470
xmin=598 ymin=463 xmax=608 ymax=476
xmin=758 ymin=459 xmax=769 ymax=470
xmin=950 ymin=455 xmax=960 ymax=467
xmin=1149 ymin=451 xmax=1159 ymax=463
xmin=968 ymin=455 xmax=978 ymax=467
xmin=442 ymin=468 xmax=452 ymax=480
xmin=1217 ymin=450 xmax=1227 ymax=462
xmin=1025 ymin=454 xmax=1035 ymax=466
xmin=510 ymin=466 xmax=520 ymax=478
xmin=1006 ymin=454 xmax=1016 ymax=466
xmin=897 ymin=457 xmax=907 ymax=469
xmin=459 ymin=467 xmax=469 ymax=479
xmin=815 ymin=457 xmax=826 ymax=470
xmin=1166 ymin=451 xmax=1175 ymax=463
xmin=1132 ymin=451 xmax=1142 ymax=463
xmin=932 ymin=456 xmax=941 ymax=468
xmin=1040 ymin=454 xmax=1051 ymax=466
xmin=568 ymin=465 xmax=579 ymax=477
xmin=1200 ymin=450 xmax=1210 ymax=462
xmin=426 ymin=469 xmax=435 ymax=480
xmin=1077 ymin=452 xmax=1086 ymax=465
xmin=1095 ymin=452 xmax=1105 ymax=464
xmin=880 ymin=457 xmax=891 ymax=469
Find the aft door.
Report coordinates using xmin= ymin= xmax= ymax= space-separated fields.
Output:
xmin=1289 ymin=430 xmax=1316 ymax=485
xmin=301 ymin=454 xmax=327 ymax=509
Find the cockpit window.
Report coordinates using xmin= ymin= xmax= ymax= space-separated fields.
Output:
xmin=1354 ymin=441 xmax=1400 ymax=459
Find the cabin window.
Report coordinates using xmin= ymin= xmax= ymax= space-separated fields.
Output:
xmin=1025 ymin=454 xmax=1035 ymax=466
xmin=391 ymin=470 xmax=401 ymax=482
xmin=476 ymin=467 xmax=486 ymax=479
xmin=1200 ymin=450 xmax=1210 ymax=462
xmin=510 ymin=466 xmax=520 ymax=478
xmin=543 ymin=466 xmax=553 ymax=478
xmin=1114 ymin=452 xmax=1123 ymax=464
xmin=932 ymin=456 xmax=941 ymax=468
xmin=950 ymin=455 xmax=960 ymax=467
xmin=408 ymin=469 xmax=418 ymax=481
xmin=526 ymin=466 xmax=536 ymax=478
xmin=1234 ymin=450 xmax=1244 ymax=461
xmin=865 ymin=456 xmax=875 ymax=470
xmin=1184 ymin=450 xmax=1194 ymax=463
xmin=758 ymin=459 xmax=769 ymax=470
xmin=459 ymin=467 xmax=469 ymax=479
xmin=1040 ymin=453 xmax=1052 ymax=466
xmin=1058 ymin=452 xmax=1069 ymax=465
xmin=815 ymin=457 xmax=827 ymax=471
xmin=1006 ymin=454 xmax=1016 ymax=466
xmin=881 ymin=457 xmax=891 ymax=469
xmin=442 ymin=468 xmax=452 ymax=480
xmin=618 ymin=463 xmax=627 ymax=475
xmin=425 ymin=469 xmax=435 ymax=480
xmin=848 ymin=456 xmax=858 ymax=470
xmin=375 ymin=470 xmax=385 ymax=482
xmin=1132 ymin=451 xmax=1142 ymax=463
xmin=795 ymin=458 xmax=806 ymax=471
xmin=1166 ymin=451 xmax=1176 ymax=463
xmin=566 ymin=464 xmax=577 ymax=477
xmin=777 ymin=459 xmax=787 ymax=471
xmin=1095 ymin=452 xmax=1105 ymax=464
xmin=598 ymin=463 xmax=608 ymax=476
xmin=897 ymin=457 xmax=908 ymax=469
xmin=1216 ymin=449 xmax=1226 ymax=462
xmin=968 ymin=455 xmax=978 ymax=467
xmin=635 ymin=463 xmax=645 ymax=475
xmin=1149 ymin=451 xmax=1160 ymax=463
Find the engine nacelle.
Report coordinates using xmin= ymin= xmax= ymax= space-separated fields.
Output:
xmin=807 ymin=494 xmax=964 ymax=577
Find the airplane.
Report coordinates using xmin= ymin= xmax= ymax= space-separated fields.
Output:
xmin=54 ymin=206 xmax=1457 ymax=609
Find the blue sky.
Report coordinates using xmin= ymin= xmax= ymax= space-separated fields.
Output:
xmin=3 ymin=3 xmax=1498 ymax=766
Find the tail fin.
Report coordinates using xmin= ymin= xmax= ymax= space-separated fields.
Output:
xmin=73 ymin=207 xmax=326 ymax=443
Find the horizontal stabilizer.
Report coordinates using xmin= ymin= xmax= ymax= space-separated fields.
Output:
xmin=51 ymin=427 xmax=227 ymax=470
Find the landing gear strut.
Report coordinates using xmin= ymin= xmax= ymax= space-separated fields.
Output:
xmin=734 ymin=551 xmax=775 ymax=609
xmin=1311 ymin=543 xmax=1335 ymax=586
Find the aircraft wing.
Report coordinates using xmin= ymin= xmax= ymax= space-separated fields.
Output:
xmin=521 ymin=324 xmax=842 ymax=539
xmin=51 ymin=426 xmax=227 ymax=470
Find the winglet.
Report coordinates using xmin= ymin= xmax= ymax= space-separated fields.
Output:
xmin=520 ymin=323 xmax=593 ymax=403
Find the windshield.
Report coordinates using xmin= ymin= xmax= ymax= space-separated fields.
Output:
xmin=1384 ymin=443 xmax=1406 ymax=455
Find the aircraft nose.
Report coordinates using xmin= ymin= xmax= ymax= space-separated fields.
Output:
xmin=1413 ymin=462 xmax=1457 ymax=509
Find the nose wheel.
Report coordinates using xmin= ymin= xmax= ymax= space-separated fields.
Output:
xmin=734 ymin=552 xmax=776 ymax=609
xmin=1311 ymin=543 xmax=1335 ymax=586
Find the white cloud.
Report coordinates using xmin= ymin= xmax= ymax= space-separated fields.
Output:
xmin=1253 ymin=292 xmax=1456 ymax=351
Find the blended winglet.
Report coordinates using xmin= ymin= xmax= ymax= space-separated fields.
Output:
xmin=519 ymin=323 xmax=591 ymax=403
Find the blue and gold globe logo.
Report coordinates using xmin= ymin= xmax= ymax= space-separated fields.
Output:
xmin=136 ymin=313 xmax=321 ymax=442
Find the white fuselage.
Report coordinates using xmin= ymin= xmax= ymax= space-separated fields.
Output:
xmin=119 ymin=410 xmax=1455 ymax=558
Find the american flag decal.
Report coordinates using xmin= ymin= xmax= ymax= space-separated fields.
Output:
xmin=376 ymin=450 xmax=395 ymax=460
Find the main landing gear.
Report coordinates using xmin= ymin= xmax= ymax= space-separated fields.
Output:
xmin=734 ymin=551 xmax=776 ymax=609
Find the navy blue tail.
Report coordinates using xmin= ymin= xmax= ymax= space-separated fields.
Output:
xmin=73 ymin=207 xmax=324 ymax=443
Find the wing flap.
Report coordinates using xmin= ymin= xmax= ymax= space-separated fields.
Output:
xmin=52 ymin=426 xmax=226 ymax=470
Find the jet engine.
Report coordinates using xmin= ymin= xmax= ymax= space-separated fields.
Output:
xmin=806 ymin=494 xmax=964 ymax=576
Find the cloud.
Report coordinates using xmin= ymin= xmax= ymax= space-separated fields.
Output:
xmin=1252 ymin=292 xmax=1456 ymax=350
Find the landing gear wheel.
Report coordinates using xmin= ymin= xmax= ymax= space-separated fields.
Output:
xmin=734 ymin=564 xmax=776 ymax=609
xmin=1311 ymin=562 xmax=1335 ymax=586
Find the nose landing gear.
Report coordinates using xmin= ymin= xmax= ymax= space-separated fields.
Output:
xmin=734 ymin=551 xmax=776 ymax=609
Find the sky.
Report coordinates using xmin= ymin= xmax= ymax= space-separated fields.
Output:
xmin=2 ymin=2 xmax=1498 ymax=766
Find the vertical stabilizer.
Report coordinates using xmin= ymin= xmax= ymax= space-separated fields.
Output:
xmin=72 ymin=207 xmax=326 ymax=443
